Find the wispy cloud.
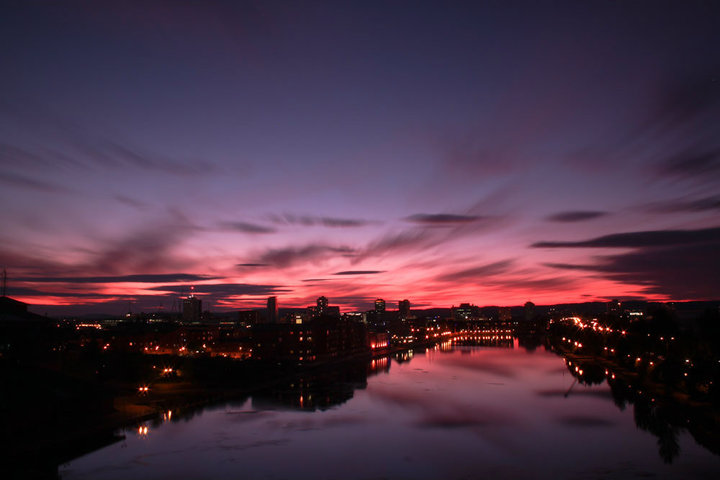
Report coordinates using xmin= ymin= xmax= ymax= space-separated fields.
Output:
xmin=150 ymin=283 xmax=289 ymax=296
xmin=656 ymin=148 xmax=720 ymax=180
xmin=114 ymin=194 xmax=151 ymax=210
xmin=6 ymin=286 xmax=135 ymax=299
xmin=361 ymin=229 xmax=435 ymax=259
xmin=76 ymin=139 xmax=216 ymax=176
xmin=0 ymin=142 xmax=54 ymax=168
xmin=333 ymin=270 xmax=385 ymax=275
xmin=540 ymin=226 xmax=720 ymax=298
xmin=254 ymin=244 xmax=356 ymax=268
xmin=405 ymin=213 xmax=483 ymax=225
xmin=219 ymin=221 xmax=277 ymax=234
xmin=567 ymin=65 xmax=720 ymax=179
xmin=88 ymin=213 xmax=200 ymax=274
xmin=550 ymin=243 xmax=720 ymax=299
xmin=0 ymin=171 xmax=72 ymax=194
xmin=268 ymin=213 xmax=375 ymax=228
xmin=435 ymin=260 xmax=514 ymax=282
xmin=543 ymin=263 xmax=595 ymax=271
xmin=645 ymin=194 xmax=720 ymax=213
xmin=545 ymin=211 xmax=608 ymax=223
xmin=531 ymin=226 xmax=720 ymax=248
xmin=17 ymin=273 xmax=216 ymax=284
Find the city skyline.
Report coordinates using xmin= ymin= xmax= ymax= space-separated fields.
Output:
xmin=2 ymin=1 xmax=720 ymax=315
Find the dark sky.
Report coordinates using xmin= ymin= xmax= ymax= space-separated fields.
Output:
xmin=1 ymin=1 xmax=719 ymax=314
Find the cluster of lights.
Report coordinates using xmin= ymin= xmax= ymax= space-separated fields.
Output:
xmin=75 ymin=323 xmax=102 ymax=330
xmin=562 ymin=327 xmax=710 ymax=392
xmin=560 ymin=317 xmax=629 ymax=336
xmin=560 ymin=337 xmax=583 ymax=349
xmin=604 ymin=369 xmax=617 ymax=380
xmin=454 ymin=335 xmax=513 ymax=341
xmin=370 ymin=357 xmax=389 ymax=370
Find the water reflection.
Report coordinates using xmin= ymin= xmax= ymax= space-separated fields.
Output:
xmin=554 ymin=351 xmax=720 ymax=464
xmin=243 ymin=327 xmax=720 ymax=464
xmin=252 ymin=357 xmax=391 ymax=411
xmin=546 ymin=317 xmax=720 ymax=464
xmin=59 ymin=327 xmax=720 ymax=480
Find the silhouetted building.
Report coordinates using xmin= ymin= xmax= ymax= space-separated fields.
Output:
xmin=316 ymin=296 xmax=329 ymax=316
xmin=252 ymin=317 xmax=368 ymax=364
xmin=375 ymin=298 xmax=386 ymax=313
xmin=343 ymin=312 xmax=366 ymax=323
xmin=267 ymin=296 xmax=279 ymax=323
xmin=368 ymin=331 xmax=389 ymax=350
xmin=182 ymin=295 xmax=202 ymax=323
xmin=452 ymin=303 xmax=479 ymax=321
xmin=499 ymin=307 xmax=511 ymax=322
xmin=287 ymin=311 xmax=310 ymax=324
xmin=399 ymin=299 xmax=410 ymax=319
xmin=524 ymin=301 xmax=536 ymax=322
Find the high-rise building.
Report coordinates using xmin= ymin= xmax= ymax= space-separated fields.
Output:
xmin=375 ymin=298 xmax=386 ymax=313
xmin=288 ymin=312 xmax=308 ymax=325
xmin=398 ymin=299 xmax=410 ymax=319
xmin=524 ymin=301 xmax=536 ymax=322
xmin=267 ymin=296 xmax=278 ymax=323
xmin=317 ymin=296 xmax=329 ymax=316
xmin=452 ymin=303 xmax=477 ymax=321
xmin=182 ymin=294 xmax=202 ymax=323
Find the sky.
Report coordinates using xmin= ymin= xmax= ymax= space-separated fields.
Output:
xmin=1 ymin=1 xmax=719 ymax=315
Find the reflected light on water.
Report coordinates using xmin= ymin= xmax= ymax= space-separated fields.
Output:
xmin=61 ymin=343 xmax=720 ymax=480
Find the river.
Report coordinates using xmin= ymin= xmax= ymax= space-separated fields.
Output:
xmin=59 ymin=340 xmax=720 ymax=479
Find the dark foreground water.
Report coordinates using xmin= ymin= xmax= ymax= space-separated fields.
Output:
xmin=60 ymin=342 xmax=720 ymax=479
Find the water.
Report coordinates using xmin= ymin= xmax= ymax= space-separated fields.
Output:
xmin=60 ymin=341 xmax=720 ymax=479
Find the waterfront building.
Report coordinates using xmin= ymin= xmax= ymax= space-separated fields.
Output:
xmin=251 ymin=317 xmax=368 ymax=364
xmin=368 ymin=331 xmax=389 ymax=350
